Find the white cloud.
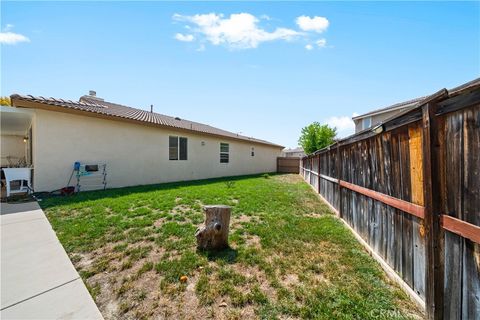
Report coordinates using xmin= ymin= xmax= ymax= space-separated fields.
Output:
xmin=0 ymin=25 xmax=29 ymax=45
xmin=316 ymin=38 xmax=327 ymax=47
xmin=175 ymin=33 xmax=194 ymax=42
xmin=305 ymin=39 xmax=327 ymax=51
xmin=0 ymin=31 xmax=30 ymax=45
xmin=296 ymin=15 xmax=329 ymax=33
xmin=173 ymin=13 xmax=301 ymax=49
xmin=325 ymin=115 xmax=355 ymax=137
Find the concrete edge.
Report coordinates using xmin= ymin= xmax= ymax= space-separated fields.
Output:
xmin=0 ymin=202 xmax=103 ymax=319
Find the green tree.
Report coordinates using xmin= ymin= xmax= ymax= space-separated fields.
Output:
xmin=298 ymin=122 xmax=337 ymax=154
xmin=0 ymin=96 xmax=11 ymax=106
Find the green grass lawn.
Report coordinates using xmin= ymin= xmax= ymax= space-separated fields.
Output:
xmin=41 ymin=174 xmax=423 ymax=319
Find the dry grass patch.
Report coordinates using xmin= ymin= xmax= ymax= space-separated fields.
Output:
xmin=43 ymin=174 xmax=423 ymax=319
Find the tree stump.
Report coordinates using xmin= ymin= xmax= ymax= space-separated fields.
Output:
xmin=195 ymin=205 xmax=231 ymax=250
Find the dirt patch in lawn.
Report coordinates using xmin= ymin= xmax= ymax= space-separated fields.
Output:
xmin=272 ymin=174 xmax=303 ymax=184
xmin=153 ymin=217 xmax=166 ymax=227
xmin=281 ymin=273 xmax=300 ymax=288
xmin=245 ymin=235 xmax=262 ymax=249
xmin=172 ymin=204 xmax=191 ymax=214
xmin=231 ymin=214 xmax=253 ymax=231
xmin=82 ymin=243 xmax=167 ymax=319
xmin=304 ymin=211 xmax=323 ymax=218
xmin=44 ymin=174 xmax=424 ymax=320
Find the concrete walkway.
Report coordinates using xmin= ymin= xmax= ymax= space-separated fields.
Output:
xmin=1 ymin=201 xmax=103 ymax=319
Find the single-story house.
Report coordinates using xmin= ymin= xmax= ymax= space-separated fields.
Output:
xmin=2 ymin=91 xmax=283 ymax=193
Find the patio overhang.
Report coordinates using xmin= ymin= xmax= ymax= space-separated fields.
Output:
xmin=1 ymin=106 xmax=33 ymax=135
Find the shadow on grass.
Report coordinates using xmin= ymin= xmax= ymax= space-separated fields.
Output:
xmin=38 ymin=172 xmax=283 ymax=209
xmin=197 ymin=246 xmax=238 ymax=264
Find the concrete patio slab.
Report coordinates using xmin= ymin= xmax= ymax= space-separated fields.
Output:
xmin=1 ymin=201 xmax=103 ymax=319
xmin=1 ymin=278 xmax=101 ymax=320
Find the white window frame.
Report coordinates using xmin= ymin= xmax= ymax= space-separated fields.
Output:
xmin=362 ymin=117 xmax=372 ymax=130
xmin=169 ymin=136 xmax=188 ymax=161
xmin=220 ymin=143 xmax=229 ymax=163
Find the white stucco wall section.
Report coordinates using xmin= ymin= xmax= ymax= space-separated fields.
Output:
xmin=32 ymin=109 xmax=282 ymax=192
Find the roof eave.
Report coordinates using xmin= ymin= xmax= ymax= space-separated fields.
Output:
xmin=10 ymin=96 xmax=285 ymax=149
xmin=352 ymin=102 xmax=420 ymax=121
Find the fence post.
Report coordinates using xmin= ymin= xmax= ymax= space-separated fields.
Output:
xmin=311 ymin=156 xmax=314 ymax=185
xmin=317 ymin=154 xmax=321 ymax=194
xmin=421 ymin=99 xmax=445 ymax=320
xmin=302 ymin=157 xmax=305 ymax=178
xmin=337 ymin=144 xmax=342 ymax=217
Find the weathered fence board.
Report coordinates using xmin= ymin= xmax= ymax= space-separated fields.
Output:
xmin=300 ymin=83 xmax=480 ymax=320
xmin=444 ymin=110 xmax=464 ymax=319
xmin=277 ymin=157 xmax=300 ymax=173
xmin=460 ymin=106 xmax=480 ymax=319
xmin=399 ymin=131 xmax=414 ymax=288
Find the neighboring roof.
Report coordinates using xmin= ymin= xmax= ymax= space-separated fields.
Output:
xmin=448 ymin=77 xmax=480 ymax=96
xmin=310 ymin=77 xmax=480 ymax=156
xmin=352 ymin=77 xmax=480 ymax=121
xmin=283 ymin=147 xmax=304 ymax=153
xmin=352 ymin=96 xmax=426 ymax=121
xmin=10 ymin=94 xmax=284 ymax=148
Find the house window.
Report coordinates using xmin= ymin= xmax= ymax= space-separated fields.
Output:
xmin=251 ymin=147 xmax=255 ymax=157
xmin=169 ymin=136 xmax=188 ymax=160
xmin=220 ymin=143 xmax=229 ymax=163
xmin=179 ymin=137 xmax=188 ymax=160
xmin=362 ymin=117 xmax=372 ymax=130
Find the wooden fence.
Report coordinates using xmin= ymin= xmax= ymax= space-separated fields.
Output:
xmin=301 ymin=79 xmax=480 ymax=320
xmin=277 ymin=157 xmax=300 ymax=173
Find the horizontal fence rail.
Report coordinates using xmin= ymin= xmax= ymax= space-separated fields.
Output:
xmin=319 ymin=173 xmax=338 ymax=184
xmin=302 ymin=170 xmax=427 ymax=219
xmin=441 ymin=215 xmax=480 ymax=245
xmin=300 ymin=83 xmax=480 ymax=320
xmin=339 ymin=180 xmax=426 ymax=219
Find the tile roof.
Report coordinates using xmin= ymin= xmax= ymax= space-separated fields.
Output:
xmin=10 ymin=94 xmax=284 ymax=148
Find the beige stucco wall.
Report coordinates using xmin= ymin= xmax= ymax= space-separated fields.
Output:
xmin=0 ymin=135 xmax=25 ymax=166
xmin=354 ymin=108 xmax=410 ymax=133
xmin=31 ymin=109 xmax=282 ymax=192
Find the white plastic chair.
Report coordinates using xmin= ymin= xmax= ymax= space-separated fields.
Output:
xmin=2 ymin=168 xmax=32 ymax=197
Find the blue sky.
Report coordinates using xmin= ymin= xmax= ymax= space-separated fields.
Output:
xmin=1 ymin=1 xmax=479 ymax=148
